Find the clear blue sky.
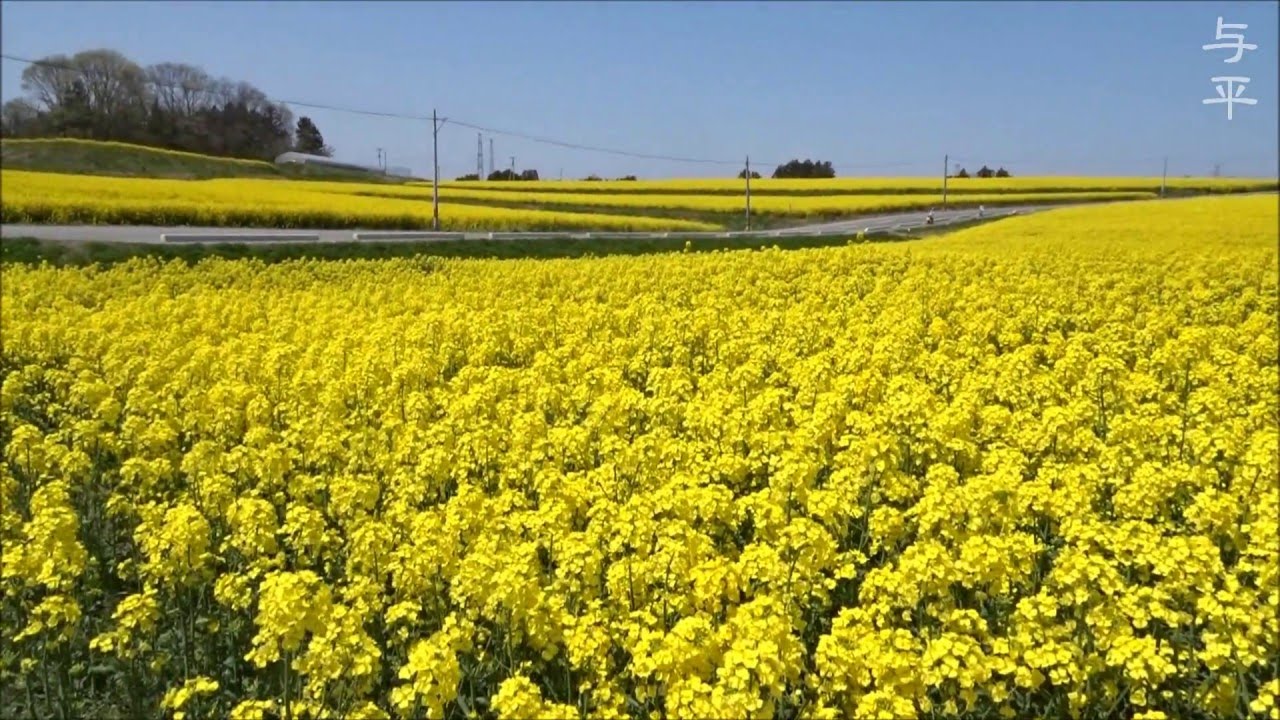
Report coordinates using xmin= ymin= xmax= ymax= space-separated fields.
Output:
xmin=2 ymin=1 xmax=1277 ymax=179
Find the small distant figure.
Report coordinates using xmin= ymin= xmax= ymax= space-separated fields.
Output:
xmin=978 ymin=205 xmax=985 ymax=218
xmin=926 ymin=209 xmax=935 ymax=225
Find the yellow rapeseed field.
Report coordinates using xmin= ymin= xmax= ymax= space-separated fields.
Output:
xmin=422 ymin=187 xmax=1155 ymax=217
xmin=6 ymin=165 xmax=1272 ymax=233
xmin=0 ymin=170 xmax=720 ymax=232
xmin=129 ymin=176 xmax=1162 ymax=215
xmin=1 ymin=195 xmax=1277 ymax=720
xmin=436 ymin=176 xmax=1279 ymax=196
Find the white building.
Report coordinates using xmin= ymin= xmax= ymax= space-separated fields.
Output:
xmin=274 ymin=151 xmax=381 ymax=175
xmin=274 ymin=152 xmax=419 ymax=180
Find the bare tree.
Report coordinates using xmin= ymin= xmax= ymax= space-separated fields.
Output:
xmin=73 ymin=49 xmax=148 ymax=115
xmin=147 ymin=62 xmax=213 ymax=116
xmin=231 ymin=82 xmax=270 ymax=114
xmin=19 ymin=50 xmax=149 ymax=139
xmin=1 ymin=98 xmax=42 ymax=136
xmin=20 ymin=53 xmax=78 ymax=112
xmin=206 ymin=77 xmax=237 ymax=107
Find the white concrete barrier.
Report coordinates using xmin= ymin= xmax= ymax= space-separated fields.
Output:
xmin=488 ymin=232 xmax=565 ymax=241
xmin=352 ymin=231 xmax=465 ymax=241
xmin=594 ymin=232 xmax=660 ymax=241
xmin=668 ymin=232 xmax=723 ymax=240
xmin=162 ymin=232 xmax=320 ymax=243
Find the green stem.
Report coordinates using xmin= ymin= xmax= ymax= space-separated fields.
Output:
xmin=39 ymin=639 xmax=53 ymax=719
xmin=283 ymin=649 xmax=292 ymax=720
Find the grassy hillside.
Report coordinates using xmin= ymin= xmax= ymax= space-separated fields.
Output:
xmin=0 ymin=138 xmax=407 ymax=182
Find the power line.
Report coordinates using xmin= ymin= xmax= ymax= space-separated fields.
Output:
xmin=0 ymin=51 xmax=953 ymax=173
xmin=3 ymin=52 xmax=742 ymax=166
xmin=950 ymin=152 xmax=1181 ymax=168
xmin=445 ymin=117 xmax=740 ymax=166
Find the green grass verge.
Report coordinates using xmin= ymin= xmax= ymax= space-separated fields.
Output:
xmin=0 ymin=218 xmax=995 ymax=267
xmin=0 ymin=235 xmax=846 ymax=266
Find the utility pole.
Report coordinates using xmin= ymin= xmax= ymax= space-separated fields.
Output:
xmin=376 ymin=148 xmax=384 ymax=172
xmin=476 ymin=133 xmax=484 ymax=180
xmin=488 ymin=138 xmax=495 ymax=177
xmin=1160 ymin=156 xmax=1168 ymax=198
xmin=431 ymin=109 xmax=446 ymax=230
xmin=510 ymin=156 xmax=515 ymax=178
xmin=744 ymin=155 xmax=752 ymax=231
xmin=942 ymin=154 xmax=949 ymax=209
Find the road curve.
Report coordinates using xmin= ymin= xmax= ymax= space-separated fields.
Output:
xmin=1 ymin=205 xmax=1048 ymax=246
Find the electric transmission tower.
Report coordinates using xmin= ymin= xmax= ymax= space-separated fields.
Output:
xmin=488 ymin=139 xmax=495 ymax=177
xmin=476 ymin=133 xmax=484 ymax=179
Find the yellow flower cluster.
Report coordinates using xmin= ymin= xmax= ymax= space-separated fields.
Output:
xmin=1 ymin=195 xmax=1276 ymax=719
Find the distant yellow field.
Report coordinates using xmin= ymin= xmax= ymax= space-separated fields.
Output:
xmin=425 ymin=188 xmax=1156 ymax=217
xmin=0 ymin=170 xmax=719 ymax=232
xmin=434 ymin=176 xmax=1278 ymax=196
xmin=3 ymin=166 xmax=1271 ymax=231
xmin=346 ymin=184 xmax=1155 ymax=217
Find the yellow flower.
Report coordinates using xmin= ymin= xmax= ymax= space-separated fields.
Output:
xmin=1 ymin=192 xmax=1276 ymax=719
xmin=245 ymin=570 xmax=332 ymax=668
xmin=161 ymin=676 xmax=219 ymax=718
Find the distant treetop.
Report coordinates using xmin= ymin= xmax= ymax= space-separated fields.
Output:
xmin=772 ymin=159 xmax=836 ymax=179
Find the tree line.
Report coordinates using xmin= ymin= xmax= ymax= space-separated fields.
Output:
xmin=950 ymin=166 xmax=1012 ymax=178
xmin=735 ymin=160 xmax=834 ymax=179
xmin=460 ymin=161 xmax=1016 ymax=182
xmin=455 ymin=170 xmax=540 ymax=181
xmin=0 ymin=48 xmax=334 ymax=161
xmin=737 ymin=160 xmax=1016 ymax=180
xmin=454 ymin=171 xmax=642 ymax=182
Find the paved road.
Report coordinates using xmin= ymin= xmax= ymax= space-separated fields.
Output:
xmin=0 ymin=204 xmax=1047 ymax=245
xmin=767 ymin=204 xmax=1055 ymax=236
